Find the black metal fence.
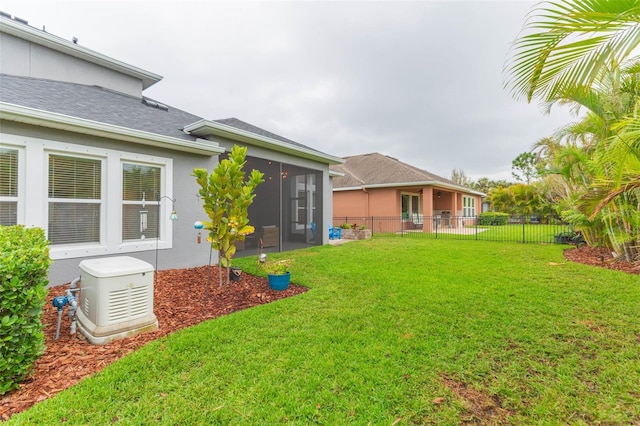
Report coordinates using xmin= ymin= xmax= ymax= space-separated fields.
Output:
xmin=332 ymin=215 xmax=575 ymax=245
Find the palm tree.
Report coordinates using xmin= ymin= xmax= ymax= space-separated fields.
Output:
xmin=505 ymin=0 xmax=640 ymax=103
xmin=533 ymin=64 xmax=640 ymax=259
xmin=486 ymin=186 xmax=515 ymax=214
xmin=506 ymin=1 xmax=640 ymax=261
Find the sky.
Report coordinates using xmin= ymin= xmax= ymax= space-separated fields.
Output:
xmin=2 ymin=0 xmax=577 ymax=181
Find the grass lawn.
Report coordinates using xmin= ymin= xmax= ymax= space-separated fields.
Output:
xmin=8 ymin=239 xmax=639 ymax=424
xmin=472 ymin=223 xmax=566 ymax=243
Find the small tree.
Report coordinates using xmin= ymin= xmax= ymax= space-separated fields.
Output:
xmin=450 ymin=168 xmax=471 ymax=186
xmin=511 ymin=152 xmax=539 ymax=184
xmin=193 ymin=145 xmax=264 ymax=285
xmin=471 ymin=177 xmax=513 ymax=194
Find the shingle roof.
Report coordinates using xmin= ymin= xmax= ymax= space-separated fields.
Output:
xmin=214 ymin=117 xmax=318 ymax=153
xmin=330 ymin=152 xmax=467 ymax=190
xmin=0 ymin=75 xmax=330 ymax=159
xmin=0 ymin=74 xmax=201 ymax=142
xmin=213 ymin=117 xmax=336 ymax=155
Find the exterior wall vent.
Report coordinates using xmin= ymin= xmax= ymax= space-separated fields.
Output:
xmin=77 ymin=256 xmax=158 ymax=345
xmin=142 ymin=97 xmax=168 ymax=111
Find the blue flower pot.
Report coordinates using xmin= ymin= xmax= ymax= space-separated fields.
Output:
xmin=267 ymin=271 xmax=290 ymax=291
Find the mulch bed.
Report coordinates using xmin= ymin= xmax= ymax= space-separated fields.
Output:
xmin=1 ymin=246 xmax=638 ymax=420
xmin=563 ymin=245 xmax=640 ymax=275
xmin=0 ymin=266 xmax=307 ymax=420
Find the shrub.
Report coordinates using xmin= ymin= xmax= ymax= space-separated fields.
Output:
xmin=259 ymin=259 xmax=293 ymax=275
xmin=478 ymin=212 xmax=509 ymax=226
xmin=554 ymin=230 xmax=581 ymax=245
xmin=0 ymin=226 xmax=51 ymax=395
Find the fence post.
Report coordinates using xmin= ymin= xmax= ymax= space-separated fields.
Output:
xmin=522 ymin=218 xmax=525 ymax=244
xmin=475 ymin=215 xmax=478 ymax=240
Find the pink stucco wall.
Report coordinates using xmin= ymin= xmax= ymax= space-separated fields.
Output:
xmin=333 ymin=190 xmax=368 ymax=217
xmin=333 ymin=187 xmax=399 ymax=218
xmin=368 ymin=188 xmax=398 ymax=216
xmin=333 ymin=187 xmax=483 ymax=226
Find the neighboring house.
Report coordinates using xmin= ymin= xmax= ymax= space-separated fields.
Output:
xmin=0 ymin=14 xmax=343 ymax=286
xmin=330 ymin=153 xmax=484 ymax=231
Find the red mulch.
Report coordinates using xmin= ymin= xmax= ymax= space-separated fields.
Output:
xmin=1 ymin=247 xmax=638 ymax=420
xmin=563 ymin=245 xmax=640 ymax=275
xmin=0 ymin=266 xmax=307 ymax=421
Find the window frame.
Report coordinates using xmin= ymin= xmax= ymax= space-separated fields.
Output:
xmin=1 ymin=133 xmax=173 ymax=260
xmin=46 ymin=151 xmax=105 ymax=247
xmin=463 ymin=195 xmax=476 ymax=217
xmin=292 ymin=173 xmax=316 ymax=231
xmin=116 ymin=156 xmax=173 ymax=254
xmin=0 ymin=144 xmax=25 ymax=225
xmin=401 ymin=192 xmax=421 ymax=219
xmin=121 ymin=161 xmax=164 ymax=243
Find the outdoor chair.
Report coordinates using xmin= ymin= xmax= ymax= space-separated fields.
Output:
xmin=310 ymin=222 xmax=316 ymax=241
xmin=411 ymin=213 xmax=423 ymax=228
xmin=329 ymin=227 xmax=342 ymax=240
xmin=261 ymin=225 xmax=279 ymax=247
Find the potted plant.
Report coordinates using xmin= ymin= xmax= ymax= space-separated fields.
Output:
xmin=554 ymin=230 xmax=575 ymax=244
xmin=340 ymin=223 xmax=372 ymax=240
xmin=260 ymin=259 xmax=293 ymax=291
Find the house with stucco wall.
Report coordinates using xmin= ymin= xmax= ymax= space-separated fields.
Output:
xmin=330 ymin=153 xmax=484 ymax=232
xmin=0 ymin=14 xmax=343 ymax=286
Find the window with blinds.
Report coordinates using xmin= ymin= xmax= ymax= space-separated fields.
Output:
xmin=122 ymin=163 xmax=161 ymax=240
xmin=0 ymin=148 xmax=18 ymax=226
xmin=48 ymin=154 xmax=102 ymax=244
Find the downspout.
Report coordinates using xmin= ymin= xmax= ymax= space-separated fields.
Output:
xmin=279 ymin=162 xmax=283 ymax=251
xmin=362 ymin=187 xmax=369 ymax=218
xmin=362 ymin=188 xmax=373 ymax=231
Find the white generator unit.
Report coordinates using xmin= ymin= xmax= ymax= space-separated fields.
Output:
xmin=77 ymin=256 xmax=158 ymax=345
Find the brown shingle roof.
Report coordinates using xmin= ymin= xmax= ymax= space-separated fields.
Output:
xmin=331 ymin=153 xmax=480 ymax=194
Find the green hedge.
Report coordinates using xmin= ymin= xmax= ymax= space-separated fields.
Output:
xmin=0 ymin=226 xmax=51 ymax=395
xmin=478 ymin=212 xmax=509 ymax=226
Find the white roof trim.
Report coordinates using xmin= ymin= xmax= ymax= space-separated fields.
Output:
xmin=0 ymin=102 xmax=225 ymax=155
xmin=0 ymin=16 xmax=162 ymax=90
xmin=334 ymin=181 xmax=485 ymax=196
xmin=183 ymin=119 xmax=344 ymax=165
xmin=329 ymin=170 xmax=345 ymax=178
